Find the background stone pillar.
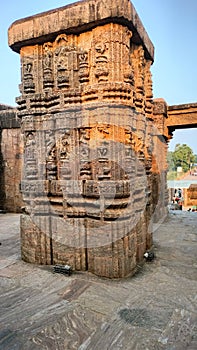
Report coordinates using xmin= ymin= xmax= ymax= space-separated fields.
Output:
xmin=152 ymin=98 xmax=169 ymax=223
xmin=0 ymin=105 xmax=23 ymax=212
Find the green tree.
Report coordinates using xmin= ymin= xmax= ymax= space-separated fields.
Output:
xmin=172 ymin=143 xmax=195 ymax=172
xmin=167 ymin=151 xmax=176 ymax=171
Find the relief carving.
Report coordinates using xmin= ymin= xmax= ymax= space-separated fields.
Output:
xmin=25 ymin=132 xmax=36 ymax=159
xmin=55 ymin=34 xmax=70 ymax=89
xmin=58 ymin=131 xmax=71 ymax=160
xmin=46 ymin=131 xmax=73 ymax=182
xmin=124 ymin=67 xmax=134 ymax=85
xmin=43 ymin=42 xmax=54 ymax=89
xmin=58 ymin=131 xmax=72 ymax=180
xmin=79 ymin=128 xmax=90 ymax=143
xmin=97 ymin=142 xmax=109 ymax=160
xmin=78 ymin=51 xmax=89 ymax=83
xmin=23 ymin=59 xmax=35 ymax=94
xmin=46 ymin=146 xmax=57 ymax=180
xmin=94 ymin=42 xmax=109 ymax=82
xmin=124 ymin=53 xmax=134 ymax=86
xmin=144 ymin=60 xmax=153 ymax=115
xmin=79 ymin=128 xmax=91 ymax=179
xmin=11 ymin=3 xmax=158 ymax=277
xmin=132 ymin=45 xmax=145 ymax=111
xmin=24 ymin=132 xmax=37 ymax=179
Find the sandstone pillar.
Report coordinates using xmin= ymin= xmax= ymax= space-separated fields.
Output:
xmin=8 ymin=0 xmax=157 ymax=278
xmin=152 ymin=98 xmax=169 ymax=223
xmin=0 ymin=105 xmax=23 ymax=212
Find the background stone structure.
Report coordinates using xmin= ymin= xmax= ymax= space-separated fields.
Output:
xmin=184 ymin=184 xmax=197 ymax=208
xmin=8 ymin=0 xmax=170 ymax=278
xmin=0 ymin=104 xmax=23 ymax=212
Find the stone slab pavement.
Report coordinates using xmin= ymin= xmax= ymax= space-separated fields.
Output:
xmin=0 ymin=212 xmax=197 ymax=350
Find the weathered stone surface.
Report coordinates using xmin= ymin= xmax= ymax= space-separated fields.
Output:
xmin=167 ymin=102 xmax=197 ymax=131
xmin=0 ymin=212 xmax=197 ymax=349
xmin=8 ymin=0 xmax=172 ymax=278
xmin=8 ymin=0 xmax=154 ymax=61
xmin=184 ymin=184 xmax=197 ymax=207
xmin=0 ymin=105 xmax=23 ymax=212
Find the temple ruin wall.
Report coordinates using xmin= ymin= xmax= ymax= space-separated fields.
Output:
xmin=0 ymin=105 xmax=23 ymax=212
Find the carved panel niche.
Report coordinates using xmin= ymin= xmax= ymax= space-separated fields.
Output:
xmin=94 ymin=41 xmax=109 ymax=83
xmin=78 ymin=51 xmax=89 ymax=83
xmin=132 ymin=45 xmax=145 ymax=112
xmin=24 ymin=132 xmax=37 ymax=179
xmin=22 ymin=58 xmax=35 ymax=94
xmin=43 ymin=42 xmax=54 ymax=90
xmin=144 ymin=60 xmax=153 ymax=116
xmin=54 ymin=34 xmax=78 ymax=89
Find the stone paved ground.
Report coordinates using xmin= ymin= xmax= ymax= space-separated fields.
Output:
xmin=0 ymin=212 xmax=197 ymax=350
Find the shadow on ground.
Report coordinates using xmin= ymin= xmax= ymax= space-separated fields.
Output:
xmin=0 ymin=212 xmax=197 ymax=350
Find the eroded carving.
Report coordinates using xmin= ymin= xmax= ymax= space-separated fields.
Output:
xmin=10 ymin=1 xmax=161 ymax=278
xmin=94 ymin=41 xmax=109 ymax=82
xmin=23 ymin=59 xmax=35 ymax=94
xmin=24 ymin=132 xmax=37 ymax=180
xmin=132 ymin=45 xmax=145 ymax=111
xmin=43 ymin=42 xmax=54 ymax=89
xmin=78 ymin=51 xmax=89 ymax=83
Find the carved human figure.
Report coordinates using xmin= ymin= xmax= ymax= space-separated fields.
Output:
xmin=132 ymin=45 xmax=145 ymax=111
xmin=55 ymin=34 xmax=70 ymax=89
xmin=46 ymin=146 xmax=57 ymax=180
xmin=59 ymin=133 xmax=70 ymax=160
xmin=55 ymin=47 xmax=70 ymax=88
xmin=23 ymin=59 xmax=35 ymax=93
xmin=25 ymin=132 xmax=36 ymax=159
xmin=43 ymin=42 xmax=54 ymax=89
xmin=94 ymin=42 xmax=109 ymax=82
xmin=24 ymin=132 xmax=38 ymax=179
xmin=144 ymin=60 xmax=153 ymax=115
xmin=78 ymin=51 xmax=89 ymax=83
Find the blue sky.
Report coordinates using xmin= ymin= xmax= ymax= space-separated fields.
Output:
xmin=1 ymin=0 xmax=197 ymax=153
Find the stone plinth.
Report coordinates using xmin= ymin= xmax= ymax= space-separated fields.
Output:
xmin=184 ymin=184 xmax=197 ymax=208
xmin=8 ymin=0 xmax=158 ymax=278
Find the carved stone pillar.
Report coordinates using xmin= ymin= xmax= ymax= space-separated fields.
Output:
xmin=152 ymin=98 xmax=169 ymax=223
xmin=9 ymin=0 xmax=157 ymax=278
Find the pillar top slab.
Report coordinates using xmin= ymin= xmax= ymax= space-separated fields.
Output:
xmin=8 ymin=0 xmax=154 ymax=61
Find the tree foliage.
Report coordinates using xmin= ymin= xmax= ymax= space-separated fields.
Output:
xmin=167 ymin=143 xmax=195 ymax=173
